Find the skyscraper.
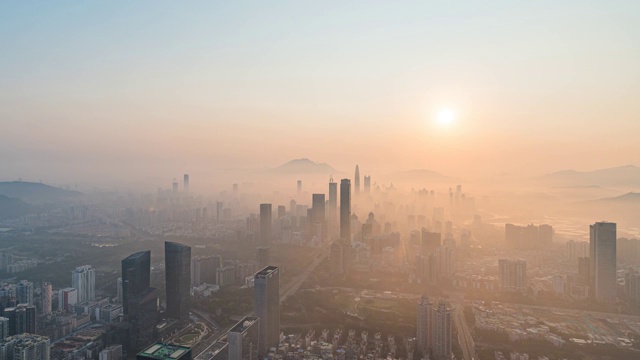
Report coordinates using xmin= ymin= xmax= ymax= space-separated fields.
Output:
xmin=328 ymin=178 xmax=337 ymax=235
xmin=311 ymin=194 xmax=326 ymax=241
xmin=254 ymin=266 xmax=279 ymax=355
xmin=16 ymin=280 xmax=33 ymax=306
xmin=416 ymin=296 xmax=433 ymax=356
xmin=340 ymin=179 xmax=351 ymax=242
xmin=363 ymin=175 xmax=371 ymax=194
xmin=183 ymin=174 xmax=189 ymax=193
xmin=122 ymin=251 xmax=151 ymax=315
xmin=71 ymin=265 xmax=95 ymax=303
xmin=259 ymin=204 xmax=272 ymax=245
xmin=590 ymin=222 xmax=617 ymax=302
xmin=228 ymin=316 xmax=259 ymax=360
xmin=122 ymin=251 xmax=158 ymax=351
xmin=354 ymin=165 xmax=360 ymax=195
xmin=498 ymin=259 xmax=527 ymax=291
xmin=165 ymin=242 xmax=191 ymax=321
xmin=41 ymin=283 xmax=52 ymax=315
xmin=433 ymin=301 xmax=452 ymax=360
xmin=296 ymin=180 xmax=302 ymax=197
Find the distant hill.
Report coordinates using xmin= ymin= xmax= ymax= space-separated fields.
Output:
xmin=271 ymin=158 xmax=341 ymax=175
xmin=0 ymin=181 xmax=82 ymax=204
xmin=595 ymin=192 xmax=640 ymax=203
xmin=541 ymin=165 xmax=640 ymax=188
xmin=0 ymin=195 xmax=35 ymax=220
xmin=387 ymin=169 xmax=453 ymax=183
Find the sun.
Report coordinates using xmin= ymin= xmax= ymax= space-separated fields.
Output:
xmin=436 ymin=108 xmax=455 ymax=127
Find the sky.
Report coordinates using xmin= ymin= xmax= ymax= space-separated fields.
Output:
xmin=1 ymin=1 xmax=639 ymax=187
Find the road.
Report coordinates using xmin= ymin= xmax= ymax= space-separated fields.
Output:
xmin=452 ymin=304 xmax=476 ymax=360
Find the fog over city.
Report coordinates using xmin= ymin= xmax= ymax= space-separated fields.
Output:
xmin=1 ymin=2 xmax=640 ymax=360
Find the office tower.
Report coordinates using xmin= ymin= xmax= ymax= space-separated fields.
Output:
xmin=296 ymin=180 xmax=302 ymax=197
xmin=311 ymin=194 xmax=326 ymax=241
xmin=191 ymin=255 xmax=222 ymax=286
xmin=117 ymin=278 xmax=123 ymax=304
xmin=421 ymin=229 xmax=441 ymax=256
xmin=328 ymin=178 xmax=337 ymax=233
xmin=254 ymin=266 xmax=279 ymax=355
xmin=590 ymin=222 xmax=617 ymax=302
xmin=416 ymin=296 xmax=432 ymax=356
xmin=0 ymin=317 xmax=7 ymax=341
xmin=4 ymin=304 xmax=36 ymax=336
xmin=165 ymin=242 xmax=191 ymax=322
xmin=498 ymin=259 xmax=527 ymax=291
xmin=259 ymin=204 xmax=272 ymax=245
xmin=363 ymin=175 xmax=371 ymax=194
xmin=228 ymin=316 xmax=259 ymax=360
xmin=71 ymin=265 xmax=96 ymax=303
xmin=172 ymin=180 xmax=179 ymax=194
xmin=16 ymin=280 xmax=33 ymax=306
xmin=137 ymin=343 xmax=192 ymax=360
xmin=354 ymin=165 xmax=360 ymax=195
xmin=256 ymin=248 xmax=269 ymax=270
xmin=216 ymin=202 xmax=224 ymax=224
xmin=0 ymin=334 xmax=50 ymax=360
xmin=183 ymin=174 xmax=189 ymax=193
xmin=340 ymin=179 xmax=351 ymax=242
xmin=41 ymin=282 xmax=52 ymax=315
xmin=58 ymin=288 xmax=77 ymax=312
xmin=433 ymin=301 xmax=452 ymax=360
xmin=99 ymin=345 xmax=123 ymax=360
xmin=277 ymin=205 xmax=286 ymax=219
xmin=122 ymin=251 xmax=151 ymax=315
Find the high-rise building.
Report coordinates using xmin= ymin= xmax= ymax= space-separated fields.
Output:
xmin=625 ymin=269 xmax=640 ymax=306
xmin=256 ymin=248 xmax=269 ymax=270
xmin=277 ymin=205 xmax=286 ymax=219
xmin=416 ymin=296 xmax=433 ymax=356
xmin=311 ymin=194 xmax=326 ymax=241
xmin=99 ymin=345 xmax=123 ymax=360
xmin=421 ymin=229 xmax=441 ymax=256
xmin=122 ymin=251 xmax=151 ymax=315
xmin=72 ymin=265 xmax=96 ymax=303
xmin=0 ymin=334 xmax=50 ymax=360
xmin=137 ymin=343 xmax=192 ymax=360
xmin=41 ymin=282 xmax=52 ymax=315
xmin=328 ymin=178 xmax=337 ymax=235
xmin=254 ymin=266 xmax=279 ymax=355
xmin=505 ymin=224 xmax=553 ymax=249
xmin=228 ymin=316 xmax=259 ymax=360
xmin=0 ymin=317 xmax=8 ymax=341
xmin=4 ymin=304 xmax=36 ymax=336
xmin=340 ymin=179 xmax=351 ymax=242
xmin=165 ymin=242 xmax=191 ymax=322
xmin=590 ymin=222 xmax=617 ymax=302
xmin=354 ymin=165 xmax=360 ymax=195
xmin=191 ymin=256 xmax=222 ymax=286
xmin=183 ymin=174 xmax=189 ymax=193
xmin=433 ymin=301 xmax=452 ymax=360
xmin=172 ymin=180 xmax=179 ymax=195
xmin=216 ymin=202 xmax=224 ymax=224
xmin=122 ymin=251 xmax=158 ymax=351
xmin=16 ymin=280 xmax=33 ymax=306
xmin=58 ymin=288 xmax=78 ymax=312
xmin=363 ymin=175 xmax=371 ymax=194
xmin=259 ymin=204 xmax=272 ymax=245
xmin=498 ymin=259 xmax=527 ymax=291
xmin=296 ymin=180 xmax=302 ymax=197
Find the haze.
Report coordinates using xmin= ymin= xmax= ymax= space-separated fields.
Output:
xmin=2 ymin=1 xmax=640 ymax=188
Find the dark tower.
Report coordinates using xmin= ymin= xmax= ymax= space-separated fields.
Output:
xmin=340 ymin=179 xmax=351 ymax=242
xmin=165 ymin=242 xmax=191 ymax=322
xmin=254 ymin=266 xmax=280 ymax=355
xmin=122 ymin=251 xmax=151 ymax=315
xmin=260 ymin=204 xmax=272 ymax=244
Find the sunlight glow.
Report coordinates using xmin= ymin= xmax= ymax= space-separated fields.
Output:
xmin=436 ymin=108 xmax=455 ymax=127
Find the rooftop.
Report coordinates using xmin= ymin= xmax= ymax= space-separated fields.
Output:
xmin=139 ymin=343 xmax=191 ymax=360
